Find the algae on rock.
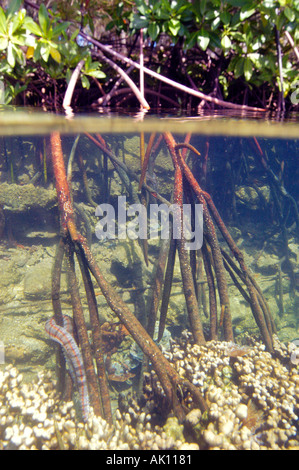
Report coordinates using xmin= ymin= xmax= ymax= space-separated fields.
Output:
xmin=0 ymin=183 xmax=57 ymax=212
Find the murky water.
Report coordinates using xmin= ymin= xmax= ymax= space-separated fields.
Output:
xmin=0 ymin=111 xmax=298 ymax=450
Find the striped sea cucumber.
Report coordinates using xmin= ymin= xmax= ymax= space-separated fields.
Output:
xmin=45 ymin=315 xmax=90 ymax=422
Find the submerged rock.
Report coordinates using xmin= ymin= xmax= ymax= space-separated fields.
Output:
xmin=253 ymin=252 xmax=280 ymax=276
xmin=163 ymin=417 xmax=184 ymax=441
xmin=0 ymin=183 xmax=57 ymax=212
xmin=235 ymin=185 xmax=270 ymax=210
xmin=23 ymin=259 xmax=68 ymax=300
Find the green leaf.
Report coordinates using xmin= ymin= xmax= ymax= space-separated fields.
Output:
xmin=105 ymin=21 xmax=115 ymax=31
xmin=148 ymin=22 xmax=160 ymax=40
xmin=52 ymin=22 xmax=70 ymax=39
xmin=10 ymin=33 xmax=26 ymax=46
xmin=13 ymin=43 xmax=25 ymax=66
xmin=10 ymin=15 xmax=21 ymax=36
xmin=156 ymin=8 xmax=170 ymax=20
xmin=221 ymin=35 xmax=232 ymax=49
xmin=7 ymin=42 xmax=15 ymax=67
xmin=86 ymin=69 xmax=106 ymax=79
xmin=84 ymin=54 xmax=91 ymax=70
xmin=136 ymin=1 xmax=148 ymax=16
xmin=234 ymin=56 xmax=245 ymax=78
xmin=248 ymin=52 xmax=262 ymax=68
xmin=131 ymin=14 xmax=148 ymax=29
xmin=244 ymin=57 xmax=253 ymax=80
xmin=211 ymin=16 xmax=221 ymax=31
xmin=24 ymin=33 xmax=36 ymax=48
xmin=200 ymin=0 xmax=207 ymax=16
xmin=87 ymin=60 xmax=100 ymax=71
xmin=6 ymin=0 xmax=22 ymax=18
xmin=65 ymin=68 xmax=72 ymax=84
xmin=276 ymin=12 xmax=286 ymax=30
xmin=240 ymin=7 xmax=256 ymax=21
xmin=220 ymin=11 xmax=231 ymax=25
xmin=284 ymin=6 xmax=295 ymax=22
xmin=40 ymin=43 xmax=50 ymax=62
xmin=24 ymin=17 xmax=42 ymax=36
xmin=184 ymin=30 xmax=197 ymax=49
xmin=70 ymin=28 xmax=80 ymax=41
xmin=169 ymin=18 xmax=181 ymax=36
xmin=49 ymin=46 xmax=61 ymax=63
xmin=0 ymin=37 xmax=8 ymax=50
xmin=0 ymin=8 xmax=7 ymax=35
xmin=226 ymin=0 xmax=249 ymax=5
xmin=81 ymin=74 xmax=90 ymax=89
xmin=197 ymin=29 xmax=210 ymax=51
xmin=38 ymin=4 xmax=50 ymax=37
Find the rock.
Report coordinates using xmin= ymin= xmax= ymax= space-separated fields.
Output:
xmin=203 ymin=429 xmax=223 ymax=447
xmin=109 ymin=240 xmax=146 ymax=279
xmin=24 ymin=230 xmax=58 ymax=240
xmin=24 ymin=260 xmax=68 ymax=300
xmin=24 ymin=261 xmax=52 ymax=300
xmin=0 ymin=260 xmax=22 ymax=287
xmin=178 ymin=443 xmax=199 ymax=450
xmin=219 ymin=419 xmax=234 ymax=436
xmin=253 ymin=252 xmax=279 ymax=276
xmin=185 ymin=409 xmax=202 ymax=427
xmin=235 ymin=404 xmax=248 ymax=420
xmin=163 ymin=417 xmax=184 ymax=441
xmin=0 ymin=183 xmax=57 ymax=213
xmin=235 ymin=185 xmax=270 ymax=210
xmin=0 ymin=259 xmax=22 ymax=304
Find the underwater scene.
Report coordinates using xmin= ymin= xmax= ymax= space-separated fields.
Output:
xmin=0 ymin=115 xmax=298 ymax=451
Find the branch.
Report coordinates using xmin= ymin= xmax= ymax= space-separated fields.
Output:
xmin=79 ymin=31 xmax=267 ymax=113
xmin=98 ymin=65 xmax=135 ymax=106
xmin=139 ymin=29 xmax=145 ymax=107
xmin=96 ymin=51 xmax=150 ymax=110
xmin=274 ymin=24 xmax=285 ymax=115
xmin=285 ymin=30 xmax=299 ymax=64
xmin=63 ymin=59 xmax=85 ymax=110
xmin=98 ymin=86 xmax=179 ymax=108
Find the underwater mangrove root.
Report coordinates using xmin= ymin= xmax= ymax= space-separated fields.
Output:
xmin=85 ymin=132 xmax=170 ymax=207
xmin=146 ymin=236 xmax=170 ymax=340
xmin=162 ymin=132 xmax=274 ymax=352
xmin=50 ymin=131 xmax=208 ymax=423
xmin=252 ymin=137 xmax=299 ymax=294
xmin=164 ymin=131 xmax=233 ymax=344
xmin=76 ymin=233 xmax=208 ymax=419
xmin=171 ymin=136 xmax=206 ymax=345
xmin=50 ymin=131 xmax=109 ymax=422
xmin=157 ymin=238 xmax=176 ymax=342
xmin=87 ymin=128 xmax=274 ymax=353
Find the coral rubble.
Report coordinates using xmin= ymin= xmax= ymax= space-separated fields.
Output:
xmin=0 ymin=333 xmax=298 ymax=450
xmin=159 ymin=332 xmax=299 ymax=449
xmin=0 ymin=365 xmax=193 ymax=450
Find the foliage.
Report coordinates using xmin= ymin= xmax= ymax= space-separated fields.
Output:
xmin=0 ymin=0 xmax=298 ymax=109
xmin=126 ymin=0 xmax=299 ymax=100
xmin=0 ymin=0 xmax=105 ymax=104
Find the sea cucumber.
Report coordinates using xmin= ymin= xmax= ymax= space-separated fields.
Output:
xmin=45 ymin=315 xmax=90 ymax=422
